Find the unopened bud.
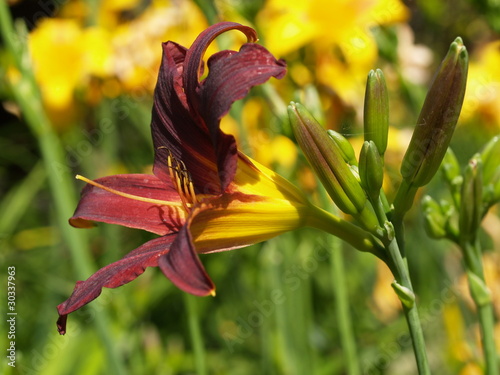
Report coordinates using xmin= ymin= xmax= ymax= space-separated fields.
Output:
xmin=422 ymin=195 xmax=447 ymax=239
xmin=479 ymin=135 xmax=500 ymax=186
xmin=288 ymin=102 xmax=365 ymax=215
xmin=364 ymin=69 xmax=389 ymax=156
xmin=327 ymin=130 xmax=357 ymax=166
xmin=391 ymin=280 xmax=415 ymax=309
xmin=442 ymin=148 xmax=463 ymax=206
xmin=401 ymin=37 xmax=468 ymax=188
xmin=288 ymin=102 xmax=379 ymax=230
xmin=459 ymin=155 xmax=483 ymax=242
xmin=359 ymin=141 xmax=384 ymax=201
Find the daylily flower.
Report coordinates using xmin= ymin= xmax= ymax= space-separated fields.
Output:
xmin=57 ymin=22 xmax=379 ymax=334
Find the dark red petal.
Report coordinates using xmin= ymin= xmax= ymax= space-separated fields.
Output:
xmin=57 ymin=235 xmax=175 ymax=334
xmin=183 ymin=22 xmax=258 ymax=113
xmin=158 ymin=214 xmax=215 ymax=297
xmin=151 ymin=41 xmax=221 ymax=193
xmin=69 ymin=174 xmax=184 ymax=235
xmin=198 ymin=43 xmax=287 ymax=189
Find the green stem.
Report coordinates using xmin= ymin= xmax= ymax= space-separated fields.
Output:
xmin=386 ymin=239 xmax=430 ymax=375
xmin=372 ymin=188 xmax=430 ymax=374
xmin=462 ymin=240 xmax=498 ymax=375
xmin=329 ymin=235 xmax=361 ymax=375
xmin=183 ymin=294 xmax=208 ymax=375
xmin=0 ymin=3 xmax=126 ymax=374
xmin=307 ymin=205 xmax=384 ymax=259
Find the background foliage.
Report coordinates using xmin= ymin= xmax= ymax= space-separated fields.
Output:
xmin=1 ymin=0 xmax=499 ymax=374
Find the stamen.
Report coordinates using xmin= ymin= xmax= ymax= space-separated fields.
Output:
xmin=158 ymin=147 xmax=199 ymax=211
xmin=76 ymin=175 xmax=186 ymax=209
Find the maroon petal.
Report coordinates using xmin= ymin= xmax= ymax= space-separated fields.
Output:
xmin=151 ymin=41 xmax=221 ymax=194
xmin=198 ymin=43 xmax=287 ymax=189
xmin=69 ymin=174 xmax=184 ymax=235
xmin=183 ymin=22 xmax=258 ymax=114
xmin=57 ymin=235 xmax=176 ymax=334
xmin=158 ymin=212 xmax=215 ymax=297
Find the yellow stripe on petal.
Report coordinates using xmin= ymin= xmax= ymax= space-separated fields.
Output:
xmin=232 ymin=153 xmax=309 ymax=205
xmin=190 ymin=193 xmax=309 ymax=253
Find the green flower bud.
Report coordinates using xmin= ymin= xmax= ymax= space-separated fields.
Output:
xmin=442 ymin=148 xmax=461 ymax=185
xmin=364 ymin=69 xmax=389 ymax=156
xmin=400 ymin=37 xmax=468 ymax=188
xmin=441 ymin=199 xmax=459 ymax=240
xmin=422 ymin=195 xmax=447 ymax=239
xmin=442 ymin=148 xmax=463 ymax=206
xmin=459 ymin=155 xmax=483 ymax=243
xmin=327 ymin=130 xmax=357 ymax=166
xmin=467 ymin=271 xmax=492 ymax=306
xmin=479 ymin=135 xmax=500 ymax=186
xmin=391 ymin=280 xmax=415 ymax=309
xmin=289 ymin=102 xmax=379 ymax=231
xmin=288 ymin=102 xmax=366 ymax=215
xmin=359 ymin=141 xmax=384 ymax=201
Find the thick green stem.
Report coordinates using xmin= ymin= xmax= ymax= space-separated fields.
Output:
xmin=183 ymin=294 xmax=208 ymax=375
xmin=373 ymin=187 xmax=430 ymax=374
xmin=462 ymin=240 xmax=498 ymax=375
xmin=386 ymin=239 xmax=430 ymax=375
xmin=307 ymin=205 xmax=384 ymax=259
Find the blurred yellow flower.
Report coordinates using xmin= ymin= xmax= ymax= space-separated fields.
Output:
xmin=29 ymin=19 xmax=88 ymax=111
xmin=27 ymin=0 xmax=209 ymax=126
xmin=462 ymin=40 xmax=500 ymax=127
xmin=257 ymin=0 xmax=409 ymax=104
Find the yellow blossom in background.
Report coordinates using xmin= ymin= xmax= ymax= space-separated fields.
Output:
xmin=27 ymin=0 xmax=209 ymax=127
xmin=462 ymin=40 xmax=500 ymax=127
xmin=369 ymin=259 xmax=401 ymax=323
xmin=257 ymin=0 xmax=409 ymax=105
xmin=29 ymin=20 xmax=93 ymax=115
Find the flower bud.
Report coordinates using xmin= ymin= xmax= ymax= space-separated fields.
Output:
xmin=359 ymin=141 xmax=384 ymax=201
xmin=442 ymin=148 xmax=461 ymax=185
xmin=459 ymin=155 xmax=483 ymax=243
xmin=442 ymin=148 xmax=463 ymax=206
xmin=422 ymin=195 xmax=447 ymax=239
xmin=391 ymin=280 xmax=415 ymax=309
xmin=364 ymin=69 xmax=389 ymax=156
xmin=479 ymin=135 xmax=500 ymax=186
xmin=400 ymin=37 xmax=468 ymax=188
xmin=288 ymin=102 xmax=366 ymax=215
xmin=327 ymin=130 xmax=357 ymax=166
xmin=467 ymin=271 xmax=492 ymax=306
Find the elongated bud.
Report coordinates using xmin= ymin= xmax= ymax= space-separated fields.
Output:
xmin=422 ymin=195 xmax=447 ymax=239
xmin=479 ymin=135 xmax=500 ymax=186
xmin=359 ymin=141 xmax=384 ymax=201
xmin=364 ymin=69 xmax=389 ymax=156
xmin=288 ymin=102 xmax=366 ymax=215
xmin=289 ymin=102 xmax=379 ymax=230
xmin=442 ymin=148 xmax=461 ymax=185
xmin=442 ymin=148 xmax=463 ymax=206
xmin=327 ymin=130 xmax=358 ymax=166
xmin=400 ymin=37 xmax=468 ymax=188
xmin=459 ymin=155 xmax=483 ymax=243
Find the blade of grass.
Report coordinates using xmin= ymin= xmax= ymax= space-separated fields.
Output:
xmin=183 ymin=293 xmax=208 ymax=375
xmin=0 ymin=3 xmax=127 ymax=373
